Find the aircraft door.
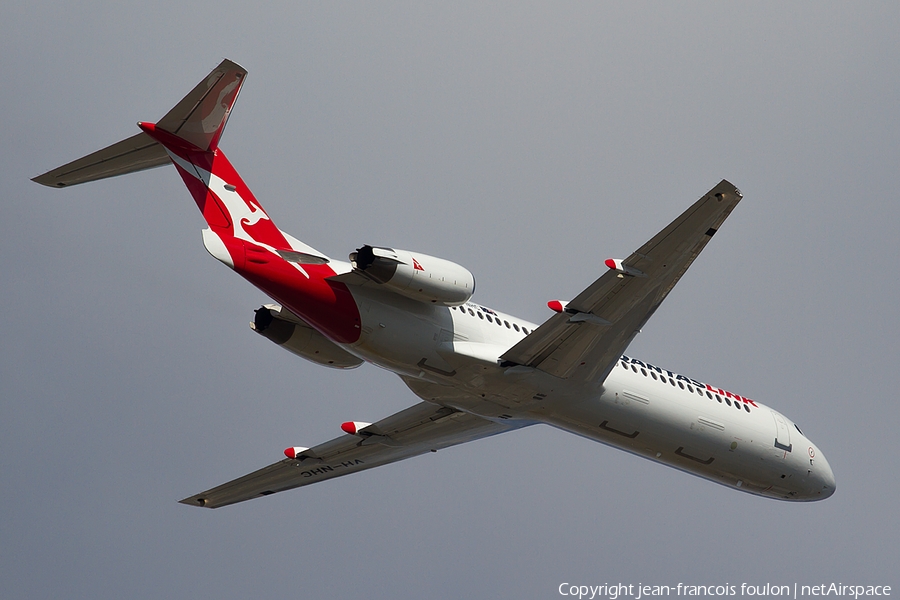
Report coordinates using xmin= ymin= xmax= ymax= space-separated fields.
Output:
xmin=771 ymin=410 xmax=792 ymax=453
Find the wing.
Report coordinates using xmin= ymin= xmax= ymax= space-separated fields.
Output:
xmin=500 ymin=180 xmax=742 ymax=382
xmin=180 ymin=401 xmax=523 ymax=508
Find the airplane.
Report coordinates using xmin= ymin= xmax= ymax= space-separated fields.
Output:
xmin=33 ymin=59 xmax=835 ymax=508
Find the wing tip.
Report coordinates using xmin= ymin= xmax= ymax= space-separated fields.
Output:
xmin=715 ymin=179 xmax=742 ymax=199
xmin=31 ymin=174 xmax=63 ymax=188
xmin=178 ymin=495 xmax=212 ymax=509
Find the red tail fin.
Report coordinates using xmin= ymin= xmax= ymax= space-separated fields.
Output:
xmin=139 ymin=122 xmax=293 ymax=250
xmin=33 ymin=59 xmax=329 ymax=258
xmin=34 ymin=59 xmax=359 ymax=344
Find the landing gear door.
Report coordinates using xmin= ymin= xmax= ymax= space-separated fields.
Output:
xmin=771 ymin=410 xmax=792 ymax=453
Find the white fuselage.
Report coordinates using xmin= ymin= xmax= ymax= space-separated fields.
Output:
xmin=343 ymin=282 xmax=835 ymax=502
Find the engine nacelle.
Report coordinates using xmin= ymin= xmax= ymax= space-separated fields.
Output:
xmin=251 ymin=305 xmax=363 ymax=369
xmin=350 ymin=245 xmax=475 ymax=306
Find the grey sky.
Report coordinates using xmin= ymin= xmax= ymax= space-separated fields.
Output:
xmin=3 ymin=2 xmax=898 ymax=598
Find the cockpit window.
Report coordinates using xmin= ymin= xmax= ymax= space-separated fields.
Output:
xmin=794 ymin=424 xmax=803 ymax=434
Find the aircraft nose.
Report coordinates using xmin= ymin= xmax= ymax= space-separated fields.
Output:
xmin=818 ymin=452 xmax=836 ymax=498
xmin=806 ymin=446 xmax=836 ymax=500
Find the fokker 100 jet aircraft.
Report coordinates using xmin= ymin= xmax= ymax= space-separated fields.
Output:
xmin=34 ymin=60 xmax=835 ymax=507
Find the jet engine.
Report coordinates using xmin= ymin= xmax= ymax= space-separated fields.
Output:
xmin=251 ymin=305 xmax=363 ymax=369
xmin=350 ymin=245 xmax=475 ymax=306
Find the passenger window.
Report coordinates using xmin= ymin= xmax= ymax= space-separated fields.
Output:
xmin=478 ymin=312 xmax=484 ymax=320
xmin=723 ymin=396 xmax=730 ymax=406
xmin=744 ymin=404 xmax=751 ymax=413
xmin=505 ymin=321 xmax=511 ymax=328
xmin=486 ymin=315 xmax=493 ymax=323
xmin=468 ymin=309 xmax=475 ymax=316
xmin=705 ymin=391 xmax=713 ymax=399
xmin=513 ymin=324 xmax=520 ymax=332
xmin=631 ymin=365 xmax=638 ymax=373
xmin=670 ymin=379 xmax=676 ymax=387
xmin=641 ymin=368 xmax=647 ymax=376
xmin=651 ymin=372 xmax=658 ymax=380
xmin=523 ymin=328 xmax=530 ymax=334
xmin=678 ymin=382 xmax=685 ymax=390
xmin=659 ymin=376 xmax=667 ymax=383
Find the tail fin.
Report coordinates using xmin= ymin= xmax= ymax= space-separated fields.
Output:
xmin=34 ymin=59 xmax=360 ymax=344
xmin=34 ymin=59 xmax=329 ymax=262
xmin=32 ymin=59 xmax=246 ymax=188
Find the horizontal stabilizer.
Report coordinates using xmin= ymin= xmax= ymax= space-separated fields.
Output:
xmin=32 ymin=132 xmax=169 ymax=188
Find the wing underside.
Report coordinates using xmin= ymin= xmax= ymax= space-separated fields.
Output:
xmin=501 ymin=180 xmax=742 ymax=383
xmin=180 ymin=401 xmax=522 ymax=508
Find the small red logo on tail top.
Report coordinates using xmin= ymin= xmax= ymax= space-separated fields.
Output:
xmin=412 ymin=258 xmax=424 ymax=271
